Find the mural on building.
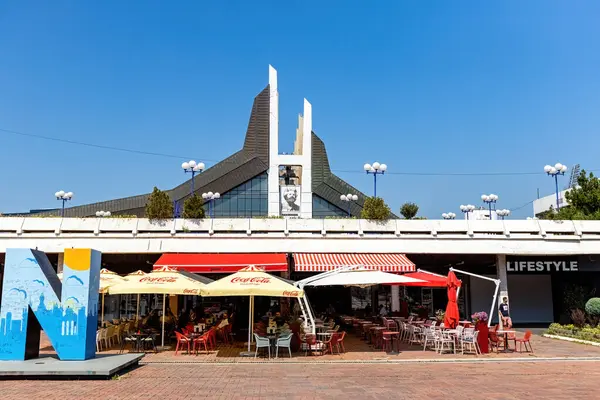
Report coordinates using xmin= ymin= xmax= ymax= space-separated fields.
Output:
xmin=0 ymin=248 xmax=101 ymax=361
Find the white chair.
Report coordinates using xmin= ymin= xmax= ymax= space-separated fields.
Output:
xmin=408 ymin=325 xmax=422 ymax=346
xmin=254 ymin=333 xmax=271 ymax=359
xmin=99 ymin=328 xmax=109 ymax=350
xmin=96 ymin=330 xmax=102 ymax=352
xmin=422 ymin=327 xmax=439 ymax=352
xmin=275 ymin=333 xmax=293 ymax=358
xmin=437 ymin=331 xmax=455 ymax=354
xmin=462 ymin=328 xmax=480 ymax=355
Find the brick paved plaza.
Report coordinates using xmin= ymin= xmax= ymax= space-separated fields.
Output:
xmin=2 ymin=360 xmax=599 ymax=399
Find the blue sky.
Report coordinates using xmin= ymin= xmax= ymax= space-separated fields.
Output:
xmin=1 ymin=1 xmax=600 ymax=218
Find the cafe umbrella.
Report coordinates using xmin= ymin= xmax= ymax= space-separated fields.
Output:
xmin=107 ymin=266 xmax=210 ymax=348
xmin=200 ymin=265 xmax=306 ymax=354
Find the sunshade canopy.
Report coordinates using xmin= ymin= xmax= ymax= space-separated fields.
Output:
xmin=58 ymin=268 xmax=126 ymax=293
xmin=107 ymin=266 xmax=207 ymax=295
xmin=201 ymin=265 xmax=303 ymax=298
xmin=300 ymin=267 xmax=426 ymax=288
xmin=387 ymin=271 xmax=460 ymax=287
xmin=293 ymin=253 xmax=415 ymax=272
xmin=154 ymin=253 xmax=288 ymax=273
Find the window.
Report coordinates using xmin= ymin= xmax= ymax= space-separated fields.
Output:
xmin=208 ymin=173 xmax=268 ymax=218
xmin=312 ymin=194 xmax=347 ymax=218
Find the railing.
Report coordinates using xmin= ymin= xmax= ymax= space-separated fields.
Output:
xmin=0 ymin=217 xmax=597 ymax=239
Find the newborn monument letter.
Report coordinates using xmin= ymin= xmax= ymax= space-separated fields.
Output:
xmin=0 ymin=248 xmax=101 ymax=361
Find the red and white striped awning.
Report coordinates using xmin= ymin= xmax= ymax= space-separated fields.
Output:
xmin=293 ymin=253 xmax=415 ymax=273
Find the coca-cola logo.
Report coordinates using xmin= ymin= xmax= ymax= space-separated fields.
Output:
xmin=231 ymin=277 xmax=271 ymax=284
xmin=139 ymin=277 xmax=177 ymax=283
xmin=283 ymin=291 xmax=300 ymax=297
xmin=183 ymin=289 xmax=199 ymax=294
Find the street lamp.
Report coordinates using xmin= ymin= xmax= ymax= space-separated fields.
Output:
xmin=442 ymin=212 xmax=456 ymax=220
xmin=544 ymin=163 xmax=568 ymax=211
xmin=54 ymin=190 xmax=73 ymax=217
xmin=95 ymin=211 xmax=111 ymax=217
xmin=481 ymin=194 xmax=498 ymax=220
xmin=202 ymin=192 xmax=220 ymax=218
xmin=182 ymin=160 xmax=205 ymax=195
xmin=340 ymin=194 xmax=358 ymax=217
xmin=363 ymin=162 xmax=387 ymax=197
xmin=459 ymin=204 xmax=475 ymax=220
xmin=496 ymin=209 xmax=510 ymax=220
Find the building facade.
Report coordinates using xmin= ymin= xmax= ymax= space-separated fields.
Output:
xmin=26 ymin=66 xmax=368 ymax=219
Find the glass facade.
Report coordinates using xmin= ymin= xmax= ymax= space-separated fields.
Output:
xmin=312 ymin=194 xmax=347 ymax=218
xmin=209 ymin=173 xmax=268 ymax=217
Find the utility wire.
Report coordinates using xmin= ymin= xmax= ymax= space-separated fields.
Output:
xmin=1 ymin=127 xmax=594 ymax=177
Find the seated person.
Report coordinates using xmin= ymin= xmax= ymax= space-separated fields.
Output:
xmin=218 ymin=314 xmax=229 ymax=329
xmin=498 ymin=297 xmax=513 ymax=328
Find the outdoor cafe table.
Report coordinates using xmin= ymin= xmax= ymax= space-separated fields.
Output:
xmin=496 ymin=330 xmax=516 ymax=352
xmin=382 ymin=331 xmax=400 ymax=353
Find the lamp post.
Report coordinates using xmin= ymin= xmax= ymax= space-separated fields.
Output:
xmin=340 ymin=194 xmax=358 ymax=217
xmin=202 ymin=192 xmax=220 ymax=218
xmin=481 ymin=194 xmax=498 ymax=220
xmin=363 ymin=162 xmax=387 ymax=197
xmin=95 ymin=211 xmax=111 ymax=217
xmin=181 ymin=160 xmax=205 ymax=195
xmin=54 ymin=190 xmax=73 ymax=217
xmin=544 ymin=163 xmax=568 ymax=211
xmin=459 ymin=204 xmax=475 ymax=220
xmin=496 ymin=209 xmax=510 ymax=220
xmin=442 ymin=212 xmax=456 ymax=220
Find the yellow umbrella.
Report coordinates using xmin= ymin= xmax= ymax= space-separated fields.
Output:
xmin=201 ymin=265 xmax=304 ymax=353
xmin=201 ymin=265 xmax=304 ymax=298
xmin=107 ymin=266 xmax=209 ymax=347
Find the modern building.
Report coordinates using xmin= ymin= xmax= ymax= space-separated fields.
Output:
xmin=533 ymin=189 xmax=571 ymax=218
xmin=27 ymin=66 xmax=371 ymax=220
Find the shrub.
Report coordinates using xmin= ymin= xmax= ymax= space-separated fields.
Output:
xmin=361 ymin=197 xmax=391 ymax=220
xmin=585 ymin=298 xmax=600 ymax=326
xmin=182 ymin=195 xmax=205 ymax=219
xmin=145 ymin=187 xmax=174 ymax=220
xmin=400 ymin=202 xmax=419 ymax=220
xmin=570 ymin=308 xmax=587 ymax=328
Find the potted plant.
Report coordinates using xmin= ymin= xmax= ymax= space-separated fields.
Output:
xmin=471 ymin=311 xmax=489 ymax=353
xmin=435 ymin=309 xmax=445 ymax=323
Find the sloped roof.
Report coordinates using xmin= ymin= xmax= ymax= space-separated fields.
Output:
xmin=38 ymin=86 xmax=271 ymax=217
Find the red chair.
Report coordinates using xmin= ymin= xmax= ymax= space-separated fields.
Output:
xmin=194 ymin=332 xmax=210 ymax=354
xmin=514 ymin=330 xmax=533 ymax=353
xmin=175 ymin=331 xmax=192 ymax=355
xmin=335 ymin=331 xmax=347 ymax=353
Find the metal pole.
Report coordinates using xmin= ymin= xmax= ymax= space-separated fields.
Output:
xmin=61 ymin=199 xmax=65 ymax=217
xmin=555 ymin=174 xmax=560 ymax=211
xmin=191 ymin=170 xmax=195 ymax=195
xmin=136 ymin=293 xmax=140 ymax=323
xmin=161 ymin=293 xmax=166 ymax=348
xmin=488 ymin=203 xmax=492 ymax=220
xmin=101 ymin=292 xmax=105 ymax=326
xmin=374 ymin=173 xmax=377 ymax=198
xmin=489 ymin=281 xmax=500 ymax=328
xmin=347 ymin=202 xmax=351 ymax=217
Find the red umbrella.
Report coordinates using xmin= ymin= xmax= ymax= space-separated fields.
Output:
xmin=443 ymin=271 xmax=460 ymax=329
xmin=387 ymin=272 xmax=448 ymax=287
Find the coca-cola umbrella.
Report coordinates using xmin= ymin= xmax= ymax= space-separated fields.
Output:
xmin=108 ymin=266 xmax=212 ymax=348
xmin=200 ymin=265 xmax=304 ymax=354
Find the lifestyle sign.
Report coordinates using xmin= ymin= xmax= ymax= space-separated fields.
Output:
xmin=506 ymin=260 xmax=578 ymax=273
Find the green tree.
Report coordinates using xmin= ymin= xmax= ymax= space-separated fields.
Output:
xmin=544 ymin=170 xmax=600 ymax=220
xmin=183 ymin=194 xmax=205 ymax=219
xmin=400 ymin=202 xmax=419 ymax=219
xmin=145 ymin=187 xmax=174 ymax=220
xmin=360 ymin=197 xmax=391 ymax=220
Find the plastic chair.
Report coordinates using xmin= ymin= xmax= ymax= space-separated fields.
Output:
xmin=275 ymin=333 xmax=293 ymax=358
xmin=254 ymin=333 xmax=271 ymax=359
xmin=194 ymin=332 xmax=210 ymax=354
xmin=175 ymin=331 xmax=192 ymax=355
xmin=334 ymin=331 xmax=346 ymax=353
xmin=514 ymin=330 xmax=533 ymax=353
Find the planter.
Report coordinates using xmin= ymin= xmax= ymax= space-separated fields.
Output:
xmin=475 ymin=321 xmax=489 ymax=354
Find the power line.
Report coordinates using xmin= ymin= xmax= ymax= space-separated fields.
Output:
xmin=0 ymin=126 xmax=595 ymax=177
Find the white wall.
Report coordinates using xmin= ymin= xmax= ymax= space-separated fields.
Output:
xmin=469 ymin=275 xmax=553 ymax=324
xmin=533 ymin=189 xmax=570 ymax=216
